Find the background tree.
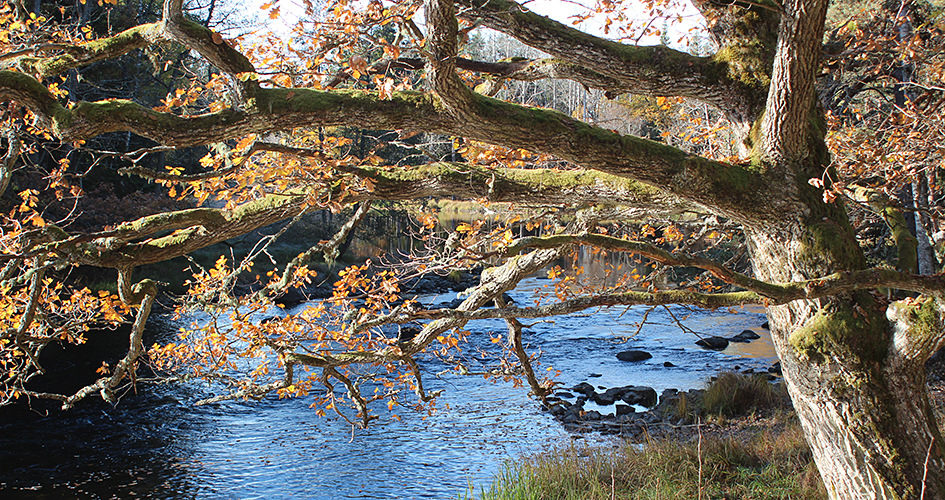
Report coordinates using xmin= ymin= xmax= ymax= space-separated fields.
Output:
xmin=1 ymin=0 xmax=944 ymax=498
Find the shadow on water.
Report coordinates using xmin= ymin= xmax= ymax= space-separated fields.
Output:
xmin=0 ymin=387 xmax=207 ymax=499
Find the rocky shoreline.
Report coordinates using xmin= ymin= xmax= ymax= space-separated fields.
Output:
xmin=541 ymin=319 xmax=782 ymax=441
xmin=542 ymin=368 xmax=782 ymax=441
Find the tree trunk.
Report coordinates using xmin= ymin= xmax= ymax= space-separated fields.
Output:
xmin=914 ymin=178 xmax=937 ymax=274
xmin=748 ymin=218 xmax=945 ymax=499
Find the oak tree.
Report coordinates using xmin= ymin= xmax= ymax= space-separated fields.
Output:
xmin=1 ymin=0 xmax=944 ymax=498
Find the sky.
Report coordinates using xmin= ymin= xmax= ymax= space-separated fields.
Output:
xmin=246 ymin=0 xmax=705 ymax=48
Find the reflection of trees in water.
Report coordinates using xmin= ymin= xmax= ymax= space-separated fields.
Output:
xmin=285 ymin=206 xmax=738 ymax=293
xmin=552 ymin=246 xmax=656 ymax=288
xmin=348 ymin=205 xmax=420 ymax=260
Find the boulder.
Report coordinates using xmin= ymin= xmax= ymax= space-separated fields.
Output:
xmin=695 ymin=336 xmax=729 ymax=350
xmin=729 ymin=329 xmax=761 ymax=343
xmin=571 ymin=382 xmax=596 ymax=397
xmin=618 ymin=386 xmax=658 ymax=407
xmin=615 ymin=404 xmax=634 ymax=416
xmin=663 ymin=361 xmax=676 ymax=368
xmin=548 ymin=402 xmax=570 ymax=417
xmin=762 ymin=321 xmax=770 ymax=329
xmin=616 ymin=350 xmax=652 ymax=362
xmin=768 ymin=361 xmax=782 ymax=376
xmin=593 ymin=390 xmax=618 ymax=405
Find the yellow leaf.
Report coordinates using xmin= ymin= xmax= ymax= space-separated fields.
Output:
xmin=29 ymin=213 xmax=46 ymax=227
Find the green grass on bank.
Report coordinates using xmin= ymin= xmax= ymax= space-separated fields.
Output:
xmin=469 ymin=420 xmax=825 ymax=500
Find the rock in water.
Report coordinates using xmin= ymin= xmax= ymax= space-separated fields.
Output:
xmin=729 ymin=329 xmax=761 ymax=343
xmin=695 ymin=336 xmax=729 ymax=350
xmin=616 ymin=350 xmax=652 ymax=362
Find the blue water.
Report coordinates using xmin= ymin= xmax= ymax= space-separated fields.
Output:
xmin=0 ymin=277 xmax=773 ymax=499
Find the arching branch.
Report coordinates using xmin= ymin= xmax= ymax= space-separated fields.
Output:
xmin=456 ymin=0 xmax=767 ymax=126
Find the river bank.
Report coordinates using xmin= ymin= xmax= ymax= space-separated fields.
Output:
xmin=472 ymin=351 xmax=945 ymax=500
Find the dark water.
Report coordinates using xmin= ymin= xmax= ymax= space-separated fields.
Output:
xmin=0 ymin=276 xmax=773 ymax=499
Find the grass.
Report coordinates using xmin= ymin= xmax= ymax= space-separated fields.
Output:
xmin=701 ymin=371 xmax=792 ymax=417
xmin=468 ymin=421 xmax=825 ymax=500
xmin=467 ymin=373 xmax=826 ymax=500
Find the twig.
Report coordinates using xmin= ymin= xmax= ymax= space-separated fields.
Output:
xmin=697 ymin=416 xmax=704 ymax=500
xmin=921 ymin=435 xmax=934 ymax=500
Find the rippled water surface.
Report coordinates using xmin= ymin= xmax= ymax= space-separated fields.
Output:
xmin=0 ymin=277 xmax=773 ymax=499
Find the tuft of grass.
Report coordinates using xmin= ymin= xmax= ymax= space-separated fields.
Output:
xmin=467 ymin=420 xmax=826 ymax=500
xmin=702 ymin=371 xmax=792 ymax=417
xmin=658 ymin=372 xmax=793 ymax=424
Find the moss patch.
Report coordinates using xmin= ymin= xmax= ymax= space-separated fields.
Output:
xmin=789 ymin=295 xmax=888 ymax=365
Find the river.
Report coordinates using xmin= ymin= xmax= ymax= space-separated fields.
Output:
xmin=0 ymin=272 xmax=773 ymax=499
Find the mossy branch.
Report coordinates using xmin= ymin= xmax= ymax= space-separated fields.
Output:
xmin=506 ymin=233 xmax=945 ymax=302
xmin=62 ymin=190 xmax=312 ymax=268
xmin=10 ymin=24 xmax=162 ymax=78
xmin=456 ymin=0 xmax=764 ymax=125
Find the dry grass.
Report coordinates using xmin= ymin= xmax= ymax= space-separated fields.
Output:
xmin=470 ymin=418 xmax=826 ymax=500
xmin=469 ymin=373 xmax=826 ymax=500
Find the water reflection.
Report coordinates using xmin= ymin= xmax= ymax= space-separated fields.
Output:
xmin=0 ymin=212 xmax=774 ymax=499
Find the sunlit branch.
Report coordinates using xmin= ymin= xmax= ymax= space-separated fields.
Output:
xmin=262 ymin=201 xmax=373 ymax=296
xmin=118 ymin=143 xmax=255 ymax=182
xmin=500 ymin=294 xmax=550 ymax=401
xmin=194 ymin=379 xmax=291 ymax=406
xmin=323 ymin=366 xmax=377 ymax=428
xmin=506 ymin=233 xmax=783 ymax=295
xmin=0 ymin=126 xmax=21 ymax=198
xmin=324 ymin=55 xmax=626 ymax=96
xmin=61 ymin=279 xmax=158 ymax=410
xmin=14 ymin=267 xmax=46 ymax=377
xmin=403 ymin=357 xmax=441 ymax=402
xmin=507 ymin=232 xmax=945 ymax=300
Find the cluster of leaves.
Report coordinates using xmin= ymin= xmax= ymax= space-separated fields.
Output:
xmin=568 ymin=0 xmax=701 ymax=44
xmin=818 ymin=0 xmax=945 ymax=264
xmin=0 ymin=275 xmax=129 ymax=404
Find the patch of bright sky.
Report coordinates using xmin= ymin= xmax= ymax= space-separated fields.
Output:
xmin=249 ymin=0 xmax=706 ymax=49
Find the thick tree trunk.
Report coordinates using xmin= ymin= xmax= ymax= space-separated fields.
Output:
xmin=748 ymin=220 xmax=945 ymax=499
